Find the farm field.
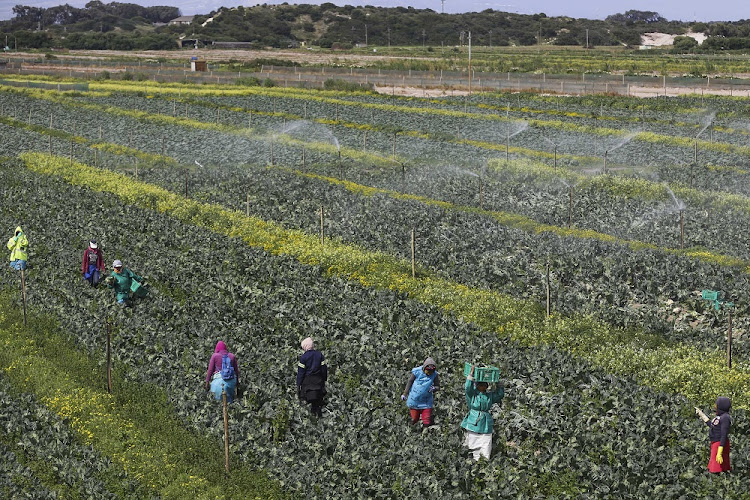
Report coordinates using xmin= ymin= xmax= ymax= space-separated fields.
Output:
xmin=1 ymin=75 xmax=750 ymax=497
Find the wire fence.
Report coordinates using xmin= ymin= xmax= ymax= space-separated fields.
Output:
xmin=2 ymin=57 xmax=750 ymax=97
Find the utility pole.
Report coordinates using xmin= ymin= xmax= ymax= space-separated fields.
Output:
xmin=387 ymin=27 xmax=391 ymax=47
xmin=586 ymin=28 xmax=589 ymax=49
xmin=488 ymin=30 xmax=492 ymax=48
xmin=365 ymin=24 xmax=368 ymax=46
xmin=422 ymin=29 xmax=426 ymax=48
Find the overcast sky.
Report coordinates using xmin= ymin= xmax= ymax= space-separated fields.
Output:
xmin=0 ymin=0 xmax=746 ymax=22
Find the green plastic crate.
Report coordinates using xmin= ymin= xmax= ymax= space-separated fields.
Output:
xmin=463 ymin=362 xmax=500 ymax=383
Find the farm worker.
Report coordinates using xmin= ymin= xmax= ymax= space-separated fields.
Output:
xmin=7 ymin=226 xmax=28 ymax=271
xmin=695 ymin=396 xmax=732 ymax=473
xmin=81 ymin=240 xmax=105 ymax=286
xmin=105 ymin=259 xmax=144 ymax=306
xmin=297 ymin=337 xmax=327 ymax=417
xmin=401 ymin=357 xmax=440 ymax=427
xmin=205 ymin=341 xmax=240 ymax=403
xmin=461 ymin=365 xmax=504 ymax=461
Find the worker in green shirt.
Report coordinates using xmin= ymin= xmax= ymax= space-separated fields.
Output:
xmin=461 ymin=364 xmax=504 ymax=461
xmin=105 ymin=259 xmax=146 ymax=306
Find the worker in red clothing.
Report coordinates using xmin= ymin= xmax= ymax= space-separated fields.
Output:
xmin=696 ymin=396 xmax=732 ymax=473
xmin=81 ymin=240 xmax=105 ymax=286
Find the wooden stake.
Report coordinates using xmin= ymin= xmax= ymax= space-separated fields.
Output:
xmin=546 ymin=261 xmax=551 ymax=318
xmin=20 ymin=268 xmax=27 ymax=327
xmin=173 ymin=100 xmax=176 ymax=116
xmin=222 ymin=387 xmax=230 ymax=472
xmin=27 ymin=109 xmax=31 ymax=125
xmin=568 ymin=187 xmax=573 ymax=228
xmin=411 ymin=229 xmax=416 ymax=278
xmin=727 ymin=311 xmax=733 ymax=369
xmin=392 ymin=132 xmax=396 ymax=159
xmin=49 ymin=114 xmax=53 ymax=129
xmin=506 ymin=132 xmax=509 ymax=161
xmin=694 ymin=140 xmax=698 ymax=164
xmin=680 ymin=210 xmax=684 ymax=249
xmin=319 ymin=205 xmax=324 ymax=244
xmin=216 ymin=107 xmax=220 ymax=124
xmin=98 ymin=124 xmax=102 ymax=140
xmin=554 ymin=146 xmax=557 ymax=171
xmin=106 ymin=319 xmax=112 ymax=394
xmin=479 ymin=177 xmax=483 ymax=209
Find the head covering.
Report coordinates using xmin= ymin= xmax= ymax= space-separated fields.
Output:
xmin=89 ymin=240 xmax=97 ymax=249
xmin=717 ymin=396 xmax=731 ymax=414
xmin=215 ymin=341 xmax=228 ymax=353
xmin=422 ymin=357 xmax=436 ymax=370
xmin=112 ymin=259 xmax=122 ymax=268
xmin=301 ymin=337 xmax=314 ymax=351
xmin=14 ymin=226 xmax=22 ymax=236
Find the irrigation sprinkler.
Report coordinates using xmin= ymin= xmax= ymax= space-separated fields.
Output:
xmin=392 ymin=132 xmax=397 ymax=159
xmin=246 ymin=193 xmax=250 ymax=216
xmin=301 ymin=147 xmax=306 ymax=169
xmin=362 ymin=130 xmax=367 ymax=151
xmin=98 ymin=125 xmax=102 ymax=141
xmin=338 ymin=149 xmax=343 ymax=179
xmin=20 ymin=268 xmax=27 ymax=327
xmin=479 ymin=176 xmax=484 ymax=210
xmin=603 ymin=150 xmax=608 ymax=174
xmin=222 ymin=386 xmax=230 ymax=473
xmin=303 ymin=102 xmax=307 ymax=119
xmin=554 ymin=145 xmax=558 ymax=171
xmin=49 ymin=114 xmax=53 ymax=129
xmin=568 ymin=186 xmax=573 ymax=228
xmin=701 ymin=290 xmax=735 ymax=368
xmin=184 ymin=169 xmax=188 ymax=197
xmin=411 ymin=229 xmax=416 ymax=278
xmin=128 ymin=131 xmax=132 ymax=148
xmin=172 ymin=100 xmax=176 ymax=117
xmin=335 ymin=102 xmax=338 ymax=121
xmin=69 ymin=139 xmax=73 ymax=165
xmin=505 ymin=131 xmax=510 ymax=161
xmin=270 ymin=141 xmax=275 ymax=166
xmin=680 ymin=210 xmax=685 ymax=249
xmin=135 ymin=159 xmax=138 ymax=180
xmin=216 ymin=107 xmax=220 ymax=124
xmin=27 ymin=109 xmax=31 ymax=125
xmin=319 ymin=205 xmax=324 ymax=244
xmin=693 ymin=140 xmax=698 ymax=165
xmin=106 ymin=319 xmax=112 ymax=394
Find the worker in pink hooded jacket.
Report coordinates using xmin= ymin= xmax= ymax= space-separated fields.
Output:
xmin=205 ymin=341 xmax=240 ymax=402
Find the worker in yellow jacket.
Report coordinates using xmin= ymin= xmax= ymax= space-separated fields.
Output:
xmin=7 ymin=226 xmax=28 ymax=271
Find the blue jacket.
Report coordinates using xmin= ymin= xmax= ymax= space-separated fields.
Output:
xmin=406 ymin=366 xmax=438 ymax=409
xmin=296 ymin=349 xmax=327 ymax=387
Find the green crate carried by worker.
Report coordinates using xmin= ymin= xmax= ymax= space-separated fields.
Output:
xmin=463 ymin=362 xmax=501 ymax=383
xmin=130 ymin=279 xmax=149 ymax=298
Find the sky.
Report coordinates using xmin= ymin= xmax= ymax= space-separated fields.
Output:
xmin=0 ymin=0 xmax=747 ymax=23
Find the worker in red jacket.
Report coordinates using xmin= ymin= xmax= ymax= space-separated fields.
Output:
xmin=81 ymin=240 xmax=105 ymax=286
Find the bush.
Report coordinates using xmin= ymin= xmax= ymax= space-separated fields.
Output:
xmin=134 ymin=72 xmax=149 ymax=81
xmin=120 ymin=71 xmax=134 ymax=81
xmin=235 ymin=76 xmax=262 ymax=87
xmin=331 ymin=42 xmax=353 ymax=50
xmin=96 ymin=71 xmax=111 ymax=80
xmin=262 ymin=78 xmax=276 ymax=87
xmin=323 ymin=78 xmax=373 ymax=92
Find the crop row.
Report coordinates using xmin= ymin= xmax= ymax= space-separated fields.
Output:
xmin=0 ymin=371 xmax=147 ymax=499
xmin=1 ymin=100 xmax=750 ymax=360
xmin=6 ymin=154 xmax=750 ymax=497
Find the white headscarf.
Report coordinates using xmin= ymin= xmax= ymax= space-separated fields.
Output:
xmin=301 ymin=337 xmax=314 ymax=351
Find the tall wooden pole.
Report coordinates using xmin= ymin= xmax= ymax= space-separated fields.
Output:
xmin=546 ymin=262 xmax=551 ymax=318
xmin=411 ymin=229 xmax=416 ymax=278
xmin=222 ymin=387 xmax=230 ymax=472
xmin=319 ymin=206 xmax=324 ymax=244
xmin=568 ymin=187 xmax=573 ymax=228
xmin=20 ymin=268 xmax=27 ymax=327
xmin=106 ymin=319 xmax=112 ymax=394
xmin=727 ymin=311 xmax=733 ymax=369
xmin=680 ymin=210 xmax=685 ymax=249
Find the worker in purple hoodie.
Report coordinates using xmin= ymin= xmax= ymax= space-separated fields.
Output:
xmin=696 ymin=396 xmax=732 ymax=473
xmin=205 ymin=341 xmax=240 ymax=403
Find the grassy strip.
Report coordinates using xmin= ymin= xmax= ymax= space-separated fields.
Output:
xmin=20 ymin=152 xmax=750 ymax=410
xmin=0 ymin=293 xmax=286 ymax=499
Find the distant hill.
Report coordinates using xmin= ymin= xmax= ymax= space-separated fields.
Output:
xmin=2 ymin=2 xmax=749 ymax=52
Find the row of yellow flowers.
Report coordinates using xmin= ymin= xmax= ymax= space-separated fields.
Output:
xmin=20 ymin=151 xmax=750 ymax=409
